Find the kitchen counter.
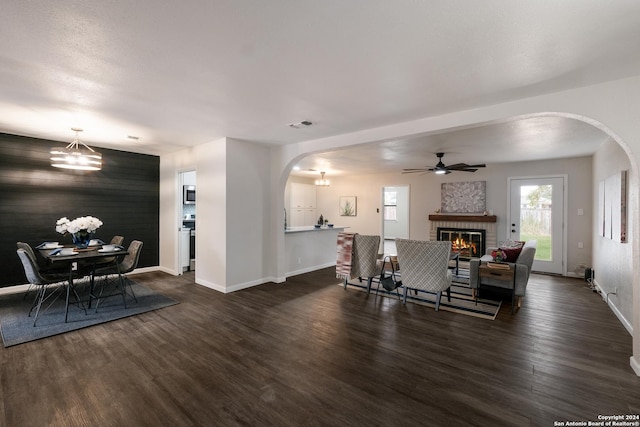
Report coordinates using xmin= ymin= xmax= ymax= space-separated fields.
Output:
xmin=284 ymin=226 xmax=348 ymax=233
xmin=284 ymin=226 xmax=350 ymax=278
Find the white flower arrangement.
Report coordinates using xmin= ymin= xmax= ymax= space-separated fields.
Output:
xmin=56 ymin=216 xmax=103 ymax=235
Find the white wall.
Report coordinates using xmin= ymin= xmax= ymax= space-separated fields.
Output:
xmin=194 ymin=138 xmax=228 ymax=290
xmin=160 ymin=137 xmax=273 ymax=292
xmin=225 ymin=138 xmax=272 ymax=290
xmin=593 ymin=139 xmax=633 ymax=330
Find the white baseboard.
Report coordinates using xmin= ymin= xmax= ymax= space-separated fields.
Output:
xmin=593 ymin=279 xmax=633 ymax=335
xmin=0 ymin=284 xmax=30 ymax=296
xmin=631 ymin=356 xmax=640 ymax=376
xmin=129 ymin=266 xmax=163 ymax=275
xmin=193 ymin=276 xmax=226 ymax=293
xmin=192 ymin=262 xmax=336 ymax=293
xmin=284 ymin=262 xmax=336 ymax=279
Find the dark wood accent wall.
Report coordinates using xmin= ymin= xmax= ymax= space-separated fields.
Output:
xmin=0 ymin=133 xmax=159 ymax=287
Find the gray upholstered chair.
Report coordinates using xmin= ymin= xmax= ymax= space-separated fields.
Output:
xmin=110 ymin=235 xmax=124 ymax=246
xmin=17 ymin=242 xmax=68 ymax=274
xmin=16 ymin=248 xmax=70 ymax=326
xmin=17 ymin=242 xmax=68 ymax=300
xmin=91 ymin=235 xmax=125 ymax=268
xmin=92 ymin=240 xmax=143 ymax=308
xmin=395 ymin=239 xmax=453 ymax=311
xmin=343 ymin=234 xmax=381 ymax=293
xmin=469 ymin=240 xmax=537 ymax=312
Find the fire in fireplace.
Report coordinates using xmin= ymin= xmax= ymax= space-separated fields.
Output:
xmin=437 ymin=227 xmax=486 ymax=260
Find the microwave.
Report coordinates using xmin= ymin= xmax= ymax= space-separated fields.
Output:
xmin=183 ymin=185 xmax=196 ymax=204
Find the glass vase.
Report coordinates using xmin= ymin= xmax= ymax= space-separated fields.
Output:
xmin=72 ymin=231 xmax=93 ymax=249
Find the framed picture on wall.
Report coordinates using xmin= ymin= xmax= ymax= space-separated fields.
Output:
xmin=441 ymin=181 xmax=486 ymax=213
xmin=339 ymin=196 xmax=357 ymax=216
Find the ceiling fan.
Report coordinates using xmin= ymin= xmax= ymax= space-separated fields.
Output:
xmin=402 ymin=152 xmax=486 ymax=175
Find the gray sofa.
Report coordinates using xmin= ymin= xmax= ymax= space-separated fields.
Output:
xmin=469 ymin=240 xmax=537 ymax=311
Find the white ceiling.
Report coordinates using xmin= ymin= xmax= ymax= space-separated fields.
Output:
xmin=1 ymin=1 xmax=638 ymax=171
xmin=292 ymin=115 xmax=611 ymax=177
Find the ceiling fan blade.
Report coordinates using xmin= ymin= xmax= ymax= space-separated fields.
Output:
xmin=401 ymin=169 xmax=430 ymax=174
xmin=447 ymin=163 xmax=486 ymax=171
xmin=401 ymin=153 xmax=486 ymax=175
xmin=444 ymin=163 xmax=468 ymax=169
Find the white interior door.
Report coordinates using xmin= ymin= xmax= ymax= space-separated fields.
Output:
xmin=508 ymin=176 xmax=565 ymax=274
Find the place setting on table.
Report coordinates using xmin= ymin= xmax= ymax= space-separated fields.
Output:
xmin=36 ymin=239 xmax=127 ymax=259
xmin=0 ymin=215 xmax=178 ymax=348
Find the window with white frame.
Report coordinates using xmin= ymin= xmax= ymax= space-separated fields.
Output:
xmin=384 ymin=190 xmax=397 ymax=220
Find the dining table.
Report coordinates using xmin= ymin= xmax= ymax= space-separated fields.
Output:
xmin=38 ymin=243 xmax=129 ymax=322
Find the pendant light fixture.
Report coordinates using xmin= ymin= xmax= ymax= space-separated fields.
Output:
xmin=315 ymin=171 xmax=330 ymax=187
xmin=50 ymin=128 xmax=102 ymax=171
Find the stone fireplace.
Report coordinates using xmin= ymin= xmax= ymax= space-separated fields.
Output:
xmin=429 ymin=214 xmax=497 ymax=260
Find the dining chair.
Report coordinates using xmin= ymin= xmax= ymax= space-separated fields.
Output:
xmin=110 ymin=235 xmax=124 ymax=246
xmin=17 ymin=242 xmax=68 ymax=301
xmin=16 ymin=248 xmax=74 ymax=326
xmin=92 ymin=240 xmax=143 ymax=309
xmin=395 ymin=239 xmax=453 ymax=311
xmin=91 ymin=235 xmax=125 ymax=269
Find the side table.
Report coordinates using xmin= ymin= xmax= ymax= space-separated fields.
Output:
xmin=478 ymin=263 xmax=517 ymax=313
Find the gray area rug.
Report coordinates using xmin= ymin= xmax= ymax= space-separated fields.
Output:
xmin=0 ymin=280 xmax=178 ymax=347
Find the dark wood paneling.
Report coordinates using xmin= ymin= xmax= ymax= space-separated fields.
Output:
xmin=0 ymin=133 xmax=159 ymax=287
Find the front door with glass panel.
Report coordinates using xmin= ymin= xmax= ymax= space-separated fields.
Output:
xmin=508 ymin=177 xmax=565 ymax=274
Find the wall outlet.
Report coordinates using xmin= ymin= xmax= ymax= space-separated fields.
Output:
xmin=578 ymin=242 xmax=584 ymax=249
xmin=297 ymin=257 xmax=301 ymax=265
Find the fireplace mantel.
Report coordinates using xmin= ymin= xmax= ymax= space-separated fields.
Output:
xmin=428 ymin=214 xmax=496 ymax=223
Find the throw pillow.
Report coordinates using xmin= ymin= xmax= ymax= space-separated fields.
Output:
xmin=498 ymin=240 xmax=525 ymax=249
xmin=500 ymin=246 xmax=523 ymax=262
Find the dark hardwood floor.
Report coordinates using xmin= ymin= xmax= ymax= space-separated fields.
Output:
xmin=1 ymin=268 xmax=638 ymax=426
